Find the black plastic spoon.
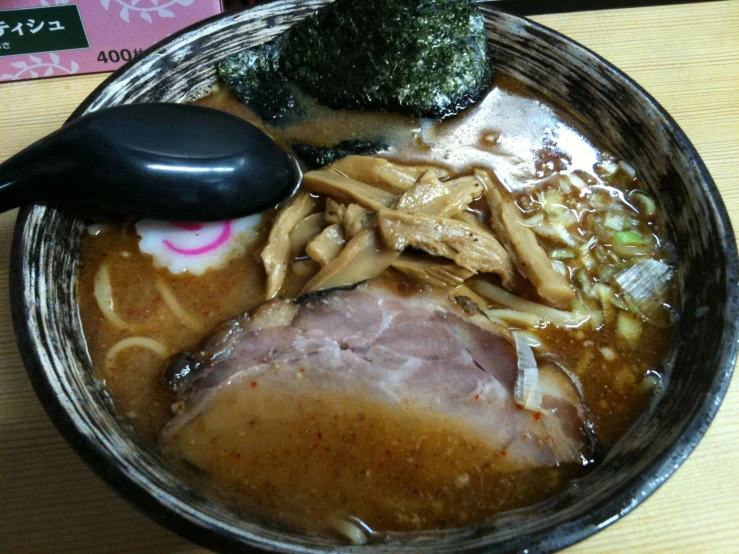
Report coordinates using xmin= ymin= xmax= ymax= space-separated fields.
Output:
xmin=0 ymin=103 xmax=301 ymax=221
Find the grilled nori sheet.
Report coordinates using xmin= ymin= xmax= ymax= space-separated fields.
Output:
xmin=290 ymin=140 xmax=386 ymax=169
xmin=217 ymin=0 xmax=492 ymax=122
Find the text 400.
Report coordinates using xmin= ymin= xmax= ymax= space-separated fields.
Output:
xmin=97 ymin=49 xmax=143 ymax=63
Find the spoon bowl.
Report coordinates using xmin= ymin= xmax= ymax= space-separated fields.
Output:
xmin=0 ymin=103 xmax=301 ymax=221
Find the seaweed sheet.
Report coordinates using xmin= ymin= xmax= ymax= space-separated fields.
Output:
xmin=217 ymin=0 xmax=492 ymax=122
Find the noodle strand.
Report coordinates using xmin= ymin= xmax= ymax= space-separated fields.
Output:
xmin=104 ymin=337 xmax=170 ymax=371
xmin=155 ymin=279 xmax=203 ymax=332
xmin=94 ymin=263 xmax=129 ymax=330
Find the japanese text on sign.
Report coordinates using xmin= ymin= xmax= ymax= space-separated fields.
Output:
xmin=0 ymin=5 xmax=88 ymax=57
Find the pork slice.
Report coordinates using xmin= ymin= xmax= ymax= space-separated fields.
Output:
xmin=161 ymin=280 xmax=594 ymax=469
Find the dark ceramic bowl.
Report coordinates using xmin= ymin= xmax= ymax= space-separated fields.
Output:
xmin=10 ymin=1 xmax=738 ymax=552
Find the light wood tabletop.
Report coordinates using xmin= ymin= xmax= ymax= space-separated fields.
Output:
xmin=1 ymin=2 xmax=737 ymax=552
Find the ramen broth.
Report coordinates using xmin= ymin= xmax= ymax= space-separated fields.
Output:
xmin=78 ymin=76 xmax=673 ymax=537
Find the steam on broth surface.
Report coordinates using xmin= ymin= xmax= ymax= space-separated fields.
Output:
xmin=78 ymin=76 xmax=674 ymax=541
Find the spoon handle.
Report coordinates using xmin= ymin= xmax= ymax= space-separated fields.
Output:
xmin=0 ymin=129 xmax=76 ymax=213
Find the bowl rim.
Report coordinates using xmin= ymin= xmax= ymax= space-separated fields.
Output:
xmin=9 ymin=2 xmax=739 ymax=553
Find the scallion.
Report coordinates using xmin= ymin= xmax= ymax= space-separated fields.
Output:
xmin=611 ymin=231 xmax=649 ymax=246
xmin=550 ymin=249 xmax=576 ymax=260
xmin=631 ymin=191 xmax=657 ymax=217
xmin=617 ymin=312 xmax=641 ymax=345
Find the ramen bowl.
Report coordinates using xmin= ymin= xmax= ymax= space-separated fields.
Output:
xmin=10 ymin=1 xmax=738 ymax=552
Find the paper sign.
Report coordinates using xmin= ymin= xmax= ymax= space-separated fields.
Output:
xmin=0 ymin=0 xmax=223 ymax=83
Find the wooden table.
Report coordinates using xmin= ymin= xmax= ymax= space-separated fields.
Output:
xmin=1 ymin=2 xmax=737 ymax=552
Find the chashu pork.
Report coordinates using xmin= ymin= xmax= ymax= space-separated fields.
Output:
xmin=162 ymin=281 xmax=594 ymax=467
xmin=160 ymin=280 xmax=596 ymax=531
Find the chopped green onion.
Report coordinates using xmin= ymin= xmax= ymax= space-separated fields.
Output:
xmin=576 ymin=269 xmax=591 ymax=293
xmin=552 ymin=221 xmax=577 ymax=246
xmin=521 ymin=212 xmax=544 ymax=227
xmin=615 ymin=259 xmax=673 ymax=324
xmin=551 ymin=209 xmax=576 ymax=225
xmin=568 ymin=173 xmax=587 ymax=190
xmin=545 ymin=190 xmax=564 ymax=203
xmin=582 ymin=253 xmax=596 ymax=270
xmin=331 ymin=519 xmax=368 ymax=545
xmin=542 ymin=191 xmax=566 ymax=216
xmin=551 ymin=260 xmax=568 ymax=276
xmin=590 ymin=192 xmax=611 ymax=210
xmin=533 ymin=220 xmax=576 ymax=246
xmin=579 ymin=236 xmax=598 ymax=255
xmin=598 ymin=264 xmax=617 ymax=282
xmin=550 ymin=248 xmax=576 ymax=260
xmin=640 ymin=370 xmax=662 ymax=393
xmin=618 ymin=160 xmax=636 ymax=179
xmin=574 ymin=296 xmax=604 ymax=329
xmin=593 ymin=283 xmax=615 ymax=300
xmin=609 ymin=295 xmax=629 ymax=311
xmin=594 ymin=245 xmax=609 ymax=263
xmin=558 ymin=175 xmax=572 ymax=194
xmin=617 ymin=312 xmax=642 ymax=345
xmin=514 ymin=332 xmax=542 ymax=410
xmin=593 ymin=283 xmax=616 ymax=321
xmin=631 ymin=191 xmax=656 ymax=217
xmin=589 ymin=307 xmax=605 ymax=329
xmin=611 ymin=231 xmax=653 ymax=258
xmin=604 ymin=214 xmax=625 ymax=230
xmin=595 ymin=159 xmax=619 ymax=178
xmin=611 ymin=231 xmax=649 ymax=246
